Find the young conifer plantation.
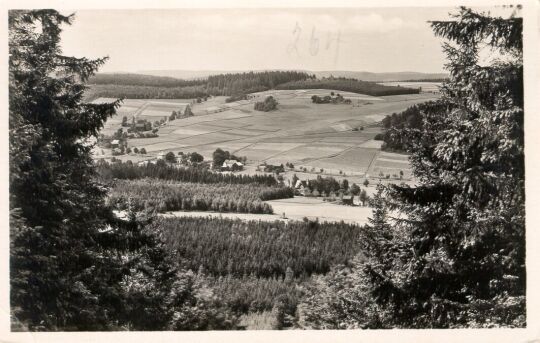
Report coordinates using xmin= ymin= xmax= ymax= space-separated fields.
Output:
xmin=108 ymin=179 xmax=290 ymax=214
xmin=97 ymin=161 xmax=278 ymax=186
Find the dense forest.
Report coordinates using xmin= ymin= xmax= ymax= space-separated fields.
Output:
xmin=208 ymin=273 xmax=301 ymax=318
xmin=156 ymin=216 xmax=366 ymax=327
xmin=157 ymin=217 xmax=364 ymax=278
xmin=205 ymin=71 xmax=312 ymax=95
xmin=107 ymin=179 xmax=293 ymax=214
xmin=378 ymin=101 xmax=450 ymax=152
xmin=88 ymin=73 xmax=206 ymax=88
xmin=275 ymin=77 xmax=420 ymax=96
xmin=96 ymin=160 xmax=277 ymax=186
xmin=86 ymin=71 xmax=312 ymax=100
xmin=85 ymin=84 xmax=208 ymax=100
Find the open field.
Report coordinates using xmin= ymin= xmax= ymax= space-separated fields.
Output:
xmin=377 ymin=81 xmax=442 ymax=93
xmin=370 ymin=151 xmax=413 ymax=178
xmin=161 ymin=197 xmax=375 ymax=225
xmin=93 ymin=90 xmax=438 ymax=177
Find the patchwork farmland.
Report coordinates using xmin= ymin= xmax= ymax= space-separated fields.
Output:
xmin=93 ymin=89 xmax=439 ymax=179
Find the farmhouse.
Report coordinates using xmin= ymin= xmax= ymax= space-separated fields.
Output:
xmin=294 ymin=180 xmax=310 ymax=195
xmin=222 ymin=159 xmax=244 ymax=171
xmin=135 ymin=120 xmax=146 ymax=130
xmin=295 ymin=179 xmax=309 ymax=190
xmin=111 ymin=139 xmax=120 ymax=148
xmin=341 ymin=195 xmax=354 ymax=205
xmin=157 ymin=152 xmax=166 ymax=160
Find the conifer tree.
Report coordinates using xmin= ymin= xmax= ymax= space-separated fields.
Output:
xmin=297 ymin=6 xmax=525 ymax=329
xmin=366 ymin=6 xmax=525 ymax=327
xmin=9 ymin=9 xmax=123 ymax=330
xmin=9 ymin=10 xmax=231 ymax=331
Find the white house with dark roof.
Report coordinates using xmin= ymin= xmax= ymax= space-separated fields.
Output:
xmin=222 ymin=159 xmax=243 ymax=171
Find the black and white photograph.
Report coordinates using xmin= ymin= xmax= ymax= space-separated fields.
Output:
xmin=3 ymin=0 xmax=540 ymax=341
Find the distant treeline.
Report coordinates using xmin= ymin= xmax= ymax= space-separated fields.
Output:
xmin=88 ymin=73 xmax=205 ymax=88
xmin=205 ymin=71 xmax=312 ymax=95
xmin=96 ymin=161 xmax=278 ymax=186
xmin=85 ymin=84 xmax=208 ymax=100
xmin=108 ymin=179 xmax=294 ymax=214
xmin=86 ymin=71 xmax=312 ymax=100
xmin=275 ymin=77 xmax=420 ymax=96
xmin=85 ymin=72 xmax=420 ymax=100
xmin=382 ymin=78 xmax=447 ymax=83
xmin=158 ymin=216 xmax=365 ymax=278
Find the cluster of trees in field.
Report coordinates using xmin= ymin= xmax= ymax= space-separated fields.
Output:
xmin=108 ymin=179 xmax=293 ymax=214
xmin=169 ymin=106 xmax=193 ymax=120
xmin=297 ymin=175 xmax=357 ymax=195
xmin=96 ymin=160 xmax=277 ymax=186
xmin=160 ymin=151 xmax=204 ymax=165
xmin=254 ymin=96 xmax=279 ymax=112
xmin=377 ymin=101 xmax=449 ymax=152
xmin=260 ymin=163 xmax=285 ymax=174
xmin=86 ymin=71 xmax=312 ymax=100
xmin=310 ymin=92 xmax=352 ymax=104
xmin=276 ymin=77 xmax=420 ymax=96
xmin=304 ymin=175 xmax=341 ymax=194
xmin=294 ymin=175 xmax=370 ymax=204
xmin=158 ymin=217 xmax=364 ymax=278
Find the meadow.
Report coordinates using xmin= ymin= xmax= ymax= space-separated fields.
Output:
xmin=377 ymin=81 xmax=442 ymax=93
xmin=162 ymin=197 xmax=375 ymax=225
xmin=93 ymin=89 xmax=438 ymax=181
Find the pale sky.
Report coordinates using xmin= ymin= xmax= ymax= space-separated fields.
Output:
xmin=59 ymin=7 xmax=465 ymax=74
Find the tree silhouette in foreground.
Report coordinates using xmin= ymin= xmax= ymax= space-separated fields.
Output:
xmin=9 ymin=10 xmax=236 ymax=331
xmin=299 ymin=7 xmax=525 ymax=328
